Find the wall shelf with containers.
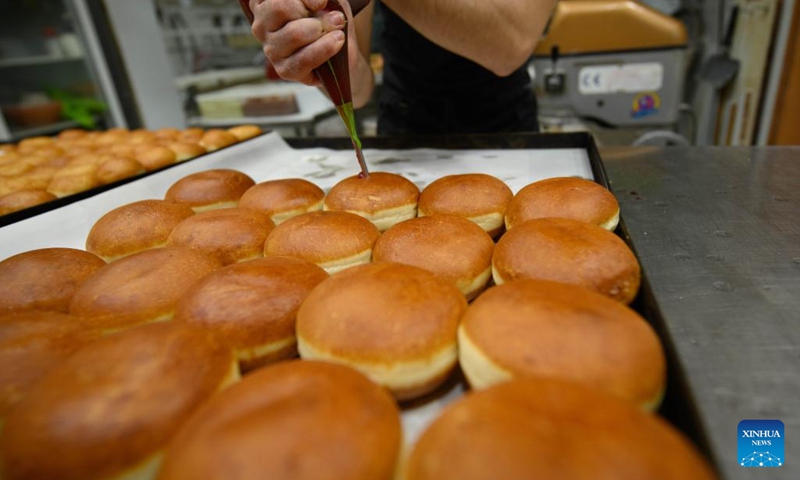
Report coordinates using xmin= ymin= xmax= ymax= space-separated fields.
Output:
xmin=0 ymin=0 xmax=128 ymax=142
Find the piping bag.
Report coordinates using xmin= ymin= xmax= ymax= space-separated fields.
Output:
xmin=238 ymin=0 xmax=371 ymax=177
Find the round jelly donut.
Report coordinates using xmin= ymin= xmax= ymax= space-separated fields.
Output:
xmin=373 ymin=215 xmax=494 ymax=300
xmin=0 ymin=322 xmax=238 ymax=480
xmin=85 ymin=199 xmax=195 ymax=262
xmin=0 ymin=190 xmax=57 ymax=216
xmin=264 ymin=211 xmax=380 ymax=274
xmin=134 ymin=144 xmax=177 ymax=171
xmin=199 ymin=129 xmax=238 ymax=151
xmin=238 ymin=178 xmax=324 ymax=225
xmin=167 ymin=141 xmax=206 ymax=162
xmin=174 ymin=256 xmax=328 ymax=371
xmin=323 ymin=172 xmax=420 ymax=231
xmin=296 ymin=262 xmax=467 ymax=401
xmin=158 ymin=360 xmax=401 ymax=480
xmin=178 ymin=127 xmax=205 ymax=143
xmin=492 ymin=217 xmax=641 ymax=304
xmin=167 ymin=207 xmax=275 ymax=265
xmin=458 ymin=279 xmax=666 ymax=410
xmin=418 ymin=173 xmax=513 ymax=238
xmin=227 ymin=124 xmax=262 ymax=141
xmin=46 ymin=163 xmax=100 ymax=198
xmin=0 ymin=248 xmax=105 ymax=313
xmin=404 ymin=378 xmax=719 ymax=480
xmin=0 ymin=310 xmax=100 ymax=422
xmin=164 ymin=169 xmax=256 ymax=211
xmin=69 ymin=247 xmax=222 ymax=331
xmin=505 ymin=176 xmax=620 ymax=231
xmin=95 ymin=156 xmax=145 ymax=185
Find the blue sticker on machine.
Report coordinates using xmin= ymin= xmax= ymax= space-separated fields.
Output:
xmin=738 ymin=419 xmax=784 ymax=468
xmin=631 ymin=92 xmax=660 ymax=118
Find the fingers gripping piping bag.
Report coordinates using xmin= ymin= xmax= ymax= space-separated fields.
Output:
xmin=238 ymin=0 xmax=371 ymax=177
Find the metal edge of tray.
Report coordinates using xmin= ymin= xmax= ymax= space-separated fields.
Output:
xmin=288 ymin=132 xmax=720 ymax=474
xmin=0 ymin=132 xmax=274 ymax=229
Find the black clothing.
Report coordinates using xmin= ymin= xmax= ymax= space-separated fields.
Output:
xmin=377 ymin=2 xmax=539 ymax=135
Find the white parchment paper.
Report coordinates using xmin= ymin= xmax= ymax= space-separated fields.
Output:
xmin=0 ymin=131 xmax=594 ymax=449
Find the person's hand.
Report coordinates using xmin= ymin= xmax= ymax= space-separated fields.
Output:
xmin=250 ymin=0 xmax=353 ymax=87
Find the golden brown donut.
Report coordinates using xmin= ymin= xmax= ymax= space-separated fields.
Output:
xmin=21 ymin=153 xmax=58 ymax=168
xmin=227 ymin=124 xmax=262 ymax=141
xmin=154 ymin=127 xmax=181 ymax=140
xmin=373 ymin=215 xmax=494 ymax=300
xmin=167 ymin=207 xmax=276 ymax=265
xmin=238 ymin=178 xmax=324 ymax=224
xmin=405 ymin=378 xmax=719 ymax=480
xmin=297 ymin=262 xmax=467 ymax=400
xmin=199 ymin=129 xmax=238 ymax=151
xmin=16 ymin=136 xmax=53 ymax=153
xmin=93 ymin=130 xmax=129 ymax=146
xmin=25 ymin=145 xmax=64 ymax=163
xmin=459 ymin=279 xmax=666 ymax=409
xmin=0 ymin=310 xmax=99 ymax=422
xmin=505 ymin=176 xmax=620 ymax=231
xmin=0 ymin=190 xmax=57 ymax=215
xmin=126 ymin=129 xmax=157 ymax=145
xmin=418 ymin=173 xmax=513 ymax=237
xmin=0 ymin=151 xmax=20 ymax=167
xmin=158 ymin=360 xmax=401 ymax=480
xmin=174 ymin=256 xmax=328 ymax=371
xmin=0 ymin=322 xmax=238 ymax=480
xmin=134 ymin=144 xmax=177 ymax=171
xmin=0 ymin=248 xmax=105 ymax=314
xmin=107 ymin=143 xmax=137 ymax=158
xmin=46 ymin=163 xmax=100 ymax=198
xmin=57 ymin=129 xmax=88 ymax=141
xmin=70 ymin=247 xmax=222 ymax=331
xmin=0 ymin=161 xmax=32 ymax=177
xmin=178 ymin=127 xmax=205 ymax=143
xmin=95 ymin=156 xmax=145 ymax=185
xmin=85 ymin=199 xmax=195 ymax=261
xmin=492 ymin=217 xmax=641 ymax=303
xmin=323 ymin=172 xmax=420 ymax=231
xmin=164 ymin=169 xmax=256 ymax=211
xmin=264 ymin=211 xmax=380 ymax=274
xmin=166 ymin=141 xmax=206 ymax=162
xmin=66 ymin=152 xmax=103 ymax=167
xmin=19 ymin=166 xmax=58 ymax=190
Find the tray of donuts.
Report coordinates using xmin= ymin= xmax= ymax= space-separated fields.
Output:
xmin=0 ymin=124 xmax=265 ymax=226
xmin=0 ymin=132 xmax=720 ymax=480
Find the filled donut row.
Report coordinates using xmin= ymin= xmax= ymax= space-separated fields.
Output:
xmin=0 ymin=125 xmax=262 ymax=216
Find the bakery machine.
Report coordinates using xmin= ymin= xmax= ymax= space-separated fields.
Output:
xmin=532 ymin=0 xmax=690 ymax=145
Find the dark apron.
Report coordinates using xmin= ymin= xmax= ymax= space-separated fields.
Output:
xmin=377 ymin=2 xmax=539 ymax=135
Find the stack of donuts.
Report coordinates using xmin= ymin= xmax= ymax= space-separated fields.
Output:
xmin=0 ymin=167 xmax=720 ymax=480
xmin=0 ymin=125 xmax=262 ymax=216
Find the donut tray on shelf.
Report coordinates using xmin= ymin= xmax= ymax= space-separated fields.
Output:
xmin=0 ymin=131 xmax=716 ymax=473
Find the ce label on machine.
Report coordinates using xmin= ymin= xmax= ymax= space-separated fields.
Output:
xmin=578 ymin=63 xmax=663 ymax=95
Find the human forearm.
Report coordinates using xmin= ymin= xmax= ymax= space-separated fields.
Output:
xmin=382 ymin=0 xmax=557 ymax=76
xmin=351 ymin=1 xmax=375 ymax=108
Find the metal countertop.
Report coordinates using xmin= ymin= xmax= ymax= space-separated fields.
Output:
xmin=601 ymin=146 xmax=800 ymax=480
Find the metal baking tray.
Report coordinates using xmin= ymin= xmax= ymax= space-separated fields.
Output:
xmin=288 ymin=132 xmax=718 ymax=472
xmin=0 ymin=131 xmax=718 ymax=475
xmin=0 ymin=135 xmax=271 ymax=229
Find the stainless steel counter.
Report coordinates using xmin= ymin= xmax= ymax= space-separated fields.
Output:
xmin=601 ymin=146 xmax=800 ymax=480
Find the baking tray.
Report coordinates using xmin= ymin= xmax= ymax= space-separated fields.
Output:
xmin=0 ymin=131 xmax=718 ymax=474
xmin=288 ymin=132 xmax=718 ymax=472
xmin=0 ymin=134 xmax=272 ymax=229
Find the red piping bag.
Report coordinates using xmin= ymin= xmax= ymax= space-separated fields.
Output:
xmin=238 ymin=0 xmax=371 ymax=177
